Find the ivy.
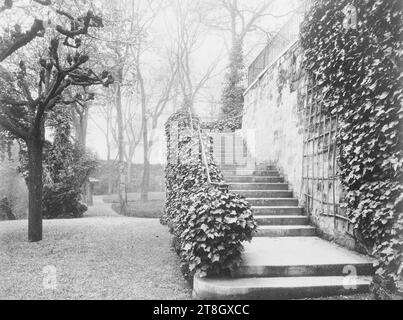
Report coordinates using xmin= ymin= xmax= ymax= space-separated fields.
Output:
xmin=161 ymin=108 xmax=257 ymax=279
xmin=201 ymin=114 xmax=242 ymax=132
xmin=300 ymin=0 xmax=403 ymax=293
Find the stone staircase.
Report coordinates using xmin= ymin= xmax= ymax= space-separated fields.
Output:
xmin=193 ymin=165 xmax=374 ymax=300
xmin=227 ymin=166 xmax=316 ymax=238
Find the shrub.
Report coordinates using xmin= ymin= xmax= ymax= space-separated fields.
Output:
xmin=41 ymin=117 xmax=97 ymax=219
xmin=162 ymin=108 xmax=257 ymax=279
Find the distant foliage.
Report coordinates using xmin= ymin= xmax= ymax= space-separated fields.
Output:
xmin=36 ymin=109 xmax=97 ymax=219
xmin=0 ymin=154 xmax=28 ymax=220
xmin=42 ymin=119 xmax=97 ymax=218
xmin=301 ymin=0 xmax=403 ymax=292
xmin=92 ymin=162 xmax=165 ymax=195
xmin=221 ymin=38 xmax=245 ymax=123
xmin=162 ymin=108 xmax=257 ymax=279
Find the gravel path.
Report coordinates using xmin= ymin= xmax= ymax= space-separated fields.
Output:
xmin=0 ymin=197 xmax=191 ymax=300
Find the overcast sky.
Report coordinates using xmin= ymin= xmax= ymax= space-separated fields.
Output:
xmin=85 ymin=0 xmax=303 ymax=164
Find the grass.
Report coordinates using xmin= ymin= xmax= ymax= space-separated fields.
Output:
xmin=102 ymin=192 xmax=165 ymax=203
xmin=111 ymin=200 xmax=164 ymax=219
xmin=0 ymin=197 xmax=191 ymax=300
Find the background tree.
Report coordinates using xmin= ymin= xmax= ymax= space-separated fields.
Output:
xmin=91 ymin=0 xmax=143 ymax=213
xmin=89 ymin=93 xmax=116 ymax=194
xmin=221 ymin=38 xmax=244 ymax=118
xmin=172 ymin=0 xmax=221 ymax=111
xmin=201 ymin=0 xmax=289 ymax=117
xmin=123 ymin=0 xmax=179 ymax=201
xmin=41 ymin=107 xmax=98 ymax=219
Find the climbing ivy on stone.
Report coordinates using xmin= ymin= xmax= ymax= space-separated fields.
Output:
xmin=300 ymin=0 xmax=403 ymax=293
xmin=161 ymin=107 xmax=257 ymax=279
xmin=201 ymin=114 xmax=243 ymax=132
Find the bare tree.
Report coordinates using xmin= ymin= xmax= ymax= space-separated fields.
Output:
xmin=92 ymin=0 xmax=141 ymax=213
xmin=126 ymin=0 xmax=178 ymax=201
xmin=89 ymin=94 xmax=116 ymax=194
xmin=200 ymin=0 xmax=284 ymax=47
xmin=173 ymin=0 xmax=222 ymax=111
xmin=137 ymin=54 xmax=178 ymax=201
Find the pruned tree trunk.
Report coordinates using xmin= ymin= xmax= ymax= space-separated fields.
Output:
xmin=27 ymin=136 xmax=43 ymax=242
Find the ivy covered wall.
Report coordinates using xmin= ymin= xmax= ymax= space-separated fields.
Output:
xmin=243 ymin=0 xmax=402 ymax=292
xmin=300 ymin=0 xmax=402 ymax=292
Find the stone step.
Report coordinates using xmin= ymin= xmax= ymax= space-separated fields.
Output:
xmin=223 ymin=170 xmax=280 ymax=176
xmin=232 ymin=190 xmax=293 ymax=198
xmin=234 ymin=262 xmax=374 ymax=279
xmin=255 ymin=215 xmax=308 ymax=226
xmin=229 ymin=183 xmax=289 ymax=190
xmin=226 ymin=176 xmax=284 ymax=183
xmin=256 ymin=225 xmax=316 ymax=237
xmin=220 ymin=165 xmax=249 ymax=170
xmin=193 ymin=275 xmax=372 ymax=300
xmin=247 ymin=198 xmax=299 ymax=207
xmin=233 ymin=237 xmax=374 ymax=278
xmin=252 ymin=206 xmax=304 ymax=215
xmin=254 ymin=164 xmax=276 ymax=170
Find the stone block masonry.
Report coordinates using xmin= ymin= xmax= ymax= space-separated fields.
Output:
xmin=242 ymin=42 xmax=357 ymax=250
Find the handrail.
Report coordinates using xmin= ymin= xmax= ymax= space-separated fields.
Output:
xmin=196 ymin=121 xmax=212 ymax=185
xmin=187 ymin=107 xmax=228 ymax=191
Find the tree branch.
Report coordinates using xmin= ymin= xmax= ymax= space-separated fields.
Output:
xmin=0 ymin=115 xmax=28 ymax=139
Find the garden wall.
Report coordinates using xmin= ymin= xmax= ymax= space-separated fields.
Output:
xmin=242 ymin=43 xmax=357 ymax=250
xmin=243 ymin=43 xmax=306 ymax=200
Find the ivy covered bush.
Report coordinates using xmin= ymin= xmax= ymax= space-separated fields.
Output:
xmin=301 ymin=0 xmax=402 ymax=293
xmin=42 ymin=119 xmax=97 ymax=219
xmin=162 ymin=108 xmax=256 ymax=279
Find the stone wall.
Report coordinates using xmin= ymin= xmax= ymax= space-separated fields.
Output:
xmin=243 ymin=43 xmax=306 ymax=199
xmin=242 ymin=42 xmax=358 ymax=250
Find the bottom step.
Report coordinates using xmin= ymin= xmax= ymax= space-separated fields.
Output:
xmin=256 ymin=225 xmax=316 ymax=237
xmin=193 ymin=275 xmax=372 ymax=300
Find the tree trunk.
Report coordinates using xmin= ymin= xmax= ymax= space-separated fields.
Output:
xmin=115 ymin=72 xmax=128 ymax=214
xmin=141 ymin=119 xmax=150 ymax=201
xmin=127 ymin=159 xmax=132 ymax=189
xmin=78 ymin=106 xmax=89 ymax=147
xmin=138 ymin=64 xmax=150 ymax=202
xmin=141 ymin=154 xmax=150 ymax=202
xmin=140 ymin=102 xmax=150 ymax=202
xmin=27 ymin=136 xmax=43 ymax=242
xmin=105 ymin=111 xmax=113 ymax=195
xmin=107 ymin=144 xmax=113 ymax=195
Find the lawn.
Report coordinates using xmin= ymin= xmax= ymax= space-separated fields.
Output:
xmin=102 ymin=192 xmax=165 ymax=203
xmin=111 ymin=200 xmax=164 ymax=219
xmin=0 ymin=197 xmax=191 ymax=300
xmin=104 ymin=192 xmax=165 ymax=219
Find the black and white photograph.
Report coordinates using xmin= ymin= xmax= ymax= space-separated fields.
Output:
xmin=0 ymin=0 xmax=402 ymax=305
